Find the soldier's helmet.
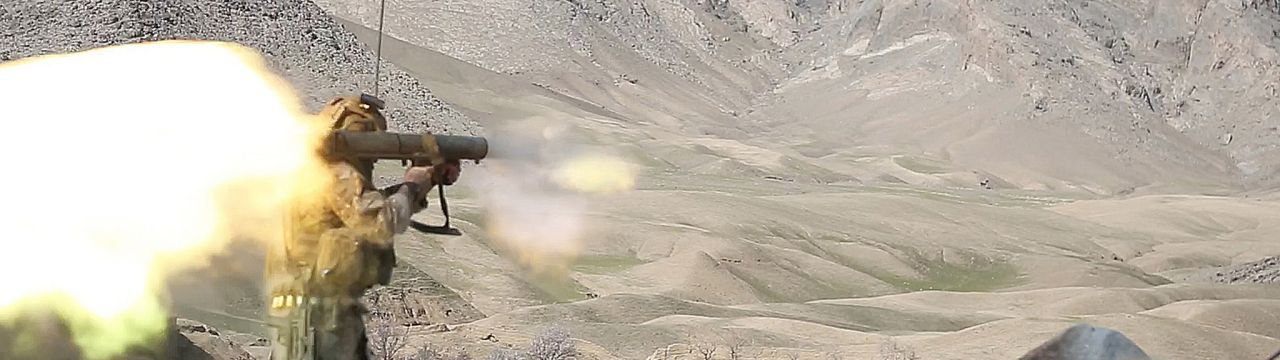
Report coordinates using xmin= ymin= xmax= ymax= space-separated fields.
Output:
xmin=319 ymin=93 xmax=388 ymax=132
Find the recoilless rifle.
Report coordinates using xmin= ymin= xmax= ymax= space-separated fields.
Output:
xmin=320 ymin=94 xmax=488 ymax=234
xmin=268 ymin=93 xmax=487 ymax=360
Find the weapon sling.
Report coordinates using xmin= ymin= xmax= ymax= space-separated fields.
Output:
xmin=414 ymin=184 xmax=461 ymax=236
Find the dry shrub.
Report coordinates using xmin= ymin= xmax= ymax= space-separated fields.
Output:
xmin=878 ymin=339 xmax=920 ymax=360
xmin=488 ymin=348 xmax=526 ymax=360
xmin=412 ymin=345 xmax=473 ymax=360
xmin=528 ymin=326 xmax=577 ymax=360
xmin=369 ymin=314 xmax=409 ymax=360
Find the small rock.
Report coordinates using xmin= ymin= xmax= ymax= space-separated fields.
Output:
xmin=424 ymin=323 xmax=451 ymax=333
xmin=228 ymin=333 xmax=269 ymax=347
xmin=171 ymin=318 xmax=257 ymax=360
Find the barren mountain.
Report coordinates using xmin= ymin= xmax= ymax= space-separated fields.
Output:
xmin=4 ymin=0 xmax=1280 ymax=359
xmin=322 ymin=0 xmax=1280 ymax=194
xmin=317 ymin=0 xmax=1280 ymax=358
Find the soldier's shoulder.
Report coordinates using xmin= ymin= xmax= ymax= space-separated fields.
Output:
xmin=326 ymin=162 xmax=369 ymax=199
xmin=329 ymin=162 xmax=363 ymax=179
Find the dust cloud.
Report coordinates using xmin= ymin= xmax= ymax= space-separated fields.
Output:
xmin=461 ymin=120 xmax=637 ymax=280
xmin=0 ymin=41 xmax=334 ymax=359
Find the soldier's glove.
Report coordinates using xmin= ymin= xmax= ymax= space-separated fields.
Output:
xmin=432 ymin=160 xmax=462 ymax=186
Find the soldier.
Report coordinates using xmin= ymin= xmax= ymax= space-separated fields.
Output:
xmin=265 ymin=94 xmax=461 ymax=360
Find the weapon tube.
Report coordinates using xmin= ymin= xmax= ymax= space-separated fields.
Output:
xmin=326 ymin=130 xmax=488 ymax=162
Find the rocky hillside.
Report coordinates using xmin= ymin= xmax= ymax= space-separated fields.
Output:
xmin=311 ymin=1 xmax=1280 ymax=358
xmin=1 ymin=0 xmax=477 ymax=134
xmin=769 ymin=0 xmax=1280 ymax=192
xmin=323 ymin=0 xmax=1280 ymax=194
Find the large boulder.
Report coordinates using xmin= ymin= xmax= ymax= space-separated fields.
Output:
xmin=165 ymin=318 xmax=263 ymax=360
xmin=1020 ymin=324 xmax=1151 ymax=360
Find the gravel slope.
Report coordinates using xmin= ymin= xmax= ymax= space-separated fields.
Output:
xmin=1216 ymin=257 xmax=1280 ymax=284
xmin=321 ymin=0 xmax=1280 ymax=194
xmin=1 ymin=0 xmax=477 ymax=134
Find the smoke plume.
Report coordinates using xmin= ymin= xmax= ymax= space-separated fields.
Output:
xmin=0 ymin=41 xmax=334 ymax=359
xmin=461 ymin=119 xmax=637 ymax=279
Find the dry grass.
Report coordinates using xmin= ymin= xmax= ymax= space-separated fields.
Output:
xmin=412 ymin=344 xmax=473 ymax=360
xmin=487 ymin=349 xmax=525 ymax=360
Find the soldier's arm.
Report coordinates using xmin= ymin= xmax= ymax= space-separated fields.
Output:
xmin=378 ymin=182 xmax=427 ymax=234
xmin=328 ymin=162 xmax=460 ymax=244
xmin=327 ymin=166 xmax=413 ymax=249
xmin=377 ymin=161 xmax=461 ymax=233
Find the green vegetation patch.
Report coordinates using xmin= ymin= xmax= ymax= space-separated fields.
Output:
xmin=572 ymin=255 xmax=648 ymax=275
xmin=858 ymin=185 xmax=976 ymax=205
xmin=528 ymin=275 xmax=592 ymax=303
xmin=795 ymin=303 xmax=997 ymax=333
xmin=892 ymin=155 xmax=951 ymax=174
xmin=724 ymin=266 xmax=794 ymax=303
xmin=878 ymin=248 xmax=1025 ymax=292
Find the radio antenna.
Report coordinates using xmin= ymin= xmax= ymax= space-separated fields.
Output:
xmin=372 ymin=0 xmax=388 ymax=98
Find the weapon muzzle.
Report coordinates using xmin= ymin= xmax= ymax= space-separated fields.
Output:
xmin=433 ymin=134 xmax=489 ymax=161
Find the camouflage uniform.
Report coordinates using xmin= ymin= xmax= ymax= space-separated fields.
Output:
xmin=266 ymin=95 xmax=425 ymax=360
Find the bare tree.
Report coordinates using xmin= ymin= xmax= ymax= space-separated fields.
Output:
xmin=682 ymin=333 xmax=721 ymax=360
xmin=368 ymin=314 xmax=409 ymax=360
xmin=528 ymin=326 xmax=577 ymax=360
xmin=694 ymin=343 xmax=718 ymax=360
xmin=724 ymin=334 xmax=752 ymax=360
xmin=878 ymin=339 xmax=919 ymax=360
